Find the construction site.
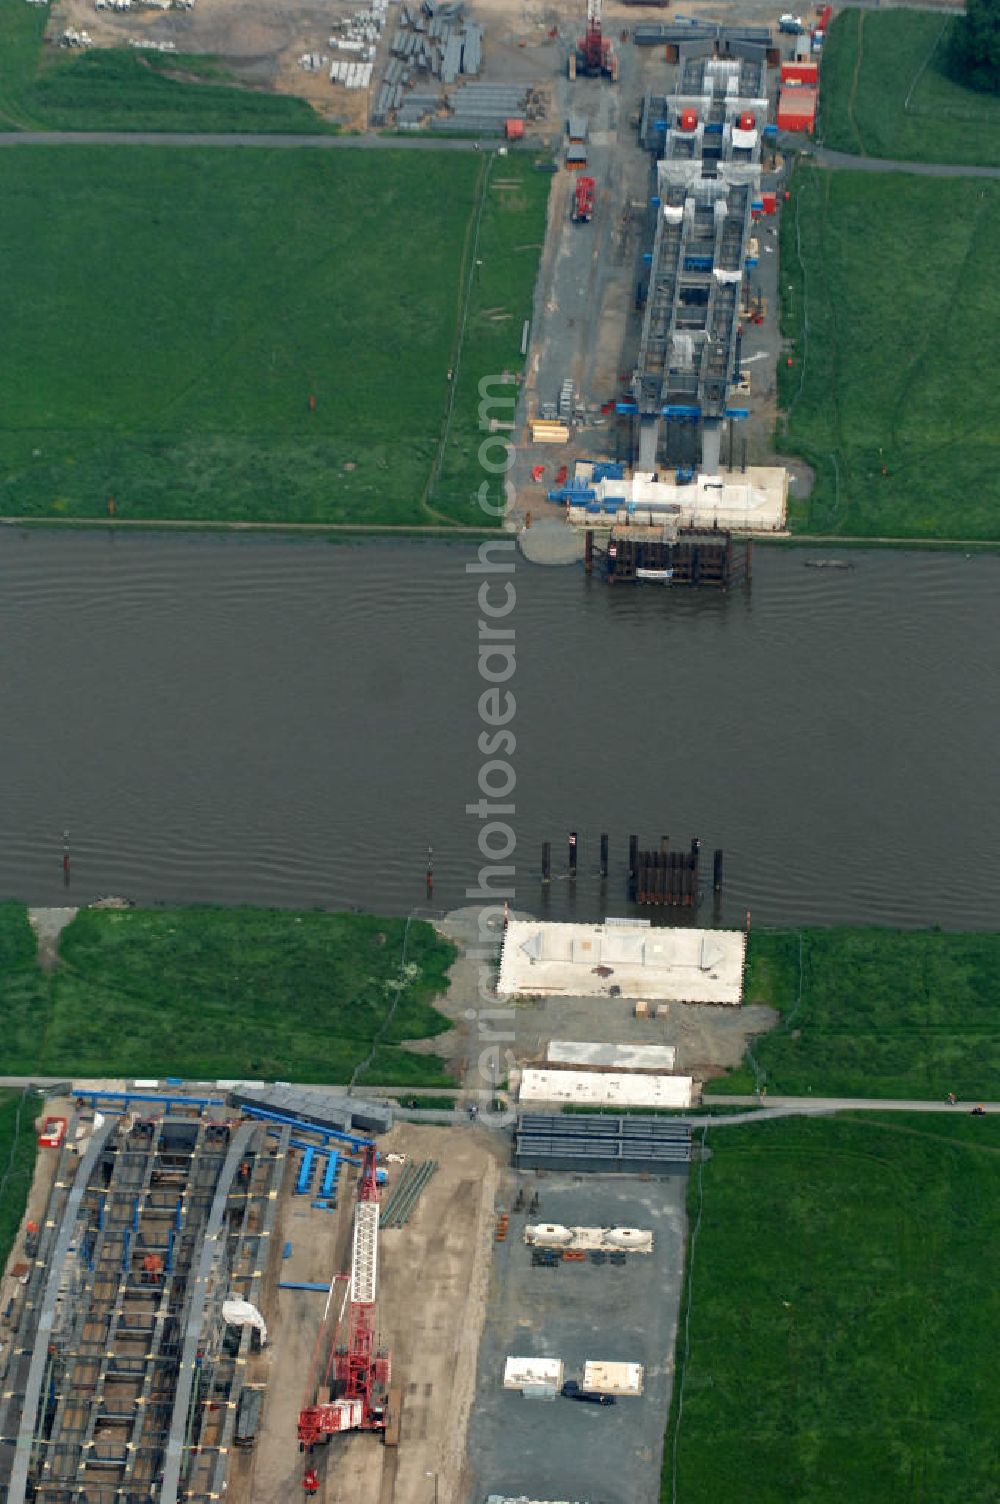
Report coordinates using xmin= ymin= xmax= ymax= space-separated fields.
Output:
xmin=0 ymin=887 xmax=756 ymax=1504
xmin=506 ymin=2 xmax=821 ymax=581
xmin=0 ymin=1085 xmax=501 ymax=1504
xmin=0 ymin=1086 xmax=702 ymax=1504
xmin=39 ymin=0 xmax=814 ymax=561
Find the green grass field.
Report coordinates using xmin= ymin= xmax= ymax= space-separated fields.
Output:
xmin=0 ymin=1090 xmax=37 ymax=1274
xmin=779 ymin=167 xmax=1000 ymax=539
xmin=0 ymin=0 xmax=329 ymax=132
xmin=709 ymin=927 xmax=1000 ymax=1100
xmin=819 ymin=8 xmax=1000 ymax=168
xmin=666 ymin=1114 xmax=1000 ymax=1502
xmin=0 ymin=148 xmax=547 ymax=527
xmin=430 ymin=157 xmax=550 ymax=518
xmin=0 ymin=902 xmax=457 ymax=1084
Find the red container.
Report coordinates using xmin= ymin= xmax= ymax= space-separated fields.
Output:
xmin=818 ymin=4 xmax=833 ymax=31
xmin=739 ymin=111 xmax=755 ymax=130
xmin=38 ymin=1117 xmax=67 ymax=1149
xmin=679 ymin=108 xmax=698 ymax=131
xmin=505 ymin=118 xmax=525 ymax=140
xmin=762 ymin=191 xmax=778 ymax=214
xmin=781 ymin=60 xmax=819 ymax=84
xmin=777 ymin=87 xmax=817 ymax=132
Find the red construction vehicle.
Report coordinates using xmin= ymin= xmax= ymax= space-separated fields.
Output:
xmin=568 ymin=0 xmax=618 ymax=81
xmin=573 ymin=175 xmax=596 ymax=223
xmin=297 ymin=1145 xmax=394 ymax=1481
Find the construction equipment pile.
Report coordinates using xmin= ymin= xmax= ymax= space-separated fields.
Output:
xmin=374 ymin=0 xmax=483 ymax=126
xmin=297 ymin=0 xmax=387 ymax=89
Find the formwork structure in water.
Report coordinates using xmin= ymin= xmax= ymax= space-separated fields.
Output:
xmin=585 ymin=525 xmax=751 ymax=587
xmin=629 ymin=836 xmax=702 ymax=907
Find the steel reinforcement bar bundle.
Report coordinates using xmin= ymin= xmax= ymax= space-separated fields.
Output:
xmin=379 ymin=1160 xmax=438 ymax=1228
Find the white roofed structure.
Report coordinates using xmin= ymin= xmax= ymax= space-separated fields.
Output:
xmin=518 ymin=1069 xmax=696 ymax=1110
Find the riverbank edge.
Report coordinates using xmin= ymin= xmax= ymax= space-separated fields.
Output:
xmin=0 ymin=517 xmax=504 ymax=542
xmin=5 ymin=516 xmax=1000 ymax=551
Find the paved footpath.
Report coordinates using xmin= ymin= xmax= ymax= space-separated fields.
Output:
xmin=693 ymin=1094 xmax=998 ymax=1125
xmin=811 ymin=146 xmax=1000 ymax=180
xmin=2 ymin=133 xmax=997 ymax=182
xmin=4 ymin=1077 xmax=995 ymax=1129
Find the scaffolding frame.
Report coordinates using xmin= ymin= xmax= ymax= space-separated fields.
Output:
xmin=0 ymin=1109 xmax=288 ymax=1504
xmin=633 ymin=50 xmax=768 ymax=471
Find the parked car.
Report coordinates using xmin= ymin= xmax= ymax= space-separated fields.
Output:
xmin=778 ymin=13 xmax=805 ymax=33
xmin=561 ymin=1380 xmax=616 ymax=1406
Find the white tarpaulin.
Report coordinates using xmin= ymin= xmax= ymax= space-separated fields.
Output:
xmin=731 ymin=126 xmax=758 ymax=150
xmin=222 ymin=1299 xmax=268 ymax=1347
xmin=714 ymin=268 xmax=743 ymax=284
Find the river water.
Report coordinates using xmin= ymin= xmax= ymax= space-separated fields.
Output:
xmin=1 ymin=528 xmax=997 ymax=929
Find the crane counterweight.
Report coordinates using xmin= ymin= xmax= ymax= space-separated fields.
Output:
xmin=569 ymin=0 xmax=618 ymax=81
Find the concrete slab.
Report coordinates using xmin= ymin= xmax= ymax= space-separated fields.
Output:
xmin=546 ymin=1040 xmax=677 ymax=1071
xmin=498 ymin=920 xmax=745 ymax=1005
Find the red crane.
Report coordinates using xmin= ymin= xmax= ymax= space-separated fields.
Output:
xmin=297 ymin=1145 xmax=392 ymax=1470
xmin=569 ymin=0 xmax=618 ymax=82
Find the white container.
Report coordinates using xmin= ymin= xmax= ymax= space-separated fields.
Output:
xmin=503 ymin=1357 xmax=564 ymax=1392
xmin=582 ymin=1360 xmax=644 ymax=1397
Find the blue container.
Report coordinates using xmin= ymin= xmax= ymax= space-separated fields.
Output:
xmin=295 ymin=1148 xmax=316 ymax=1196
xmin=321 ymin=1153 xmax=341 ymax=1198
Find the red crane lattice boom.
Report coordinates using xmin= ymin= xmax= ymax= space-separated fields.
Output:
xmin=582 ymin=0 xmax=604 ymax=72
xmin=297 ymin=1144 xmax=390 ymax=1452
